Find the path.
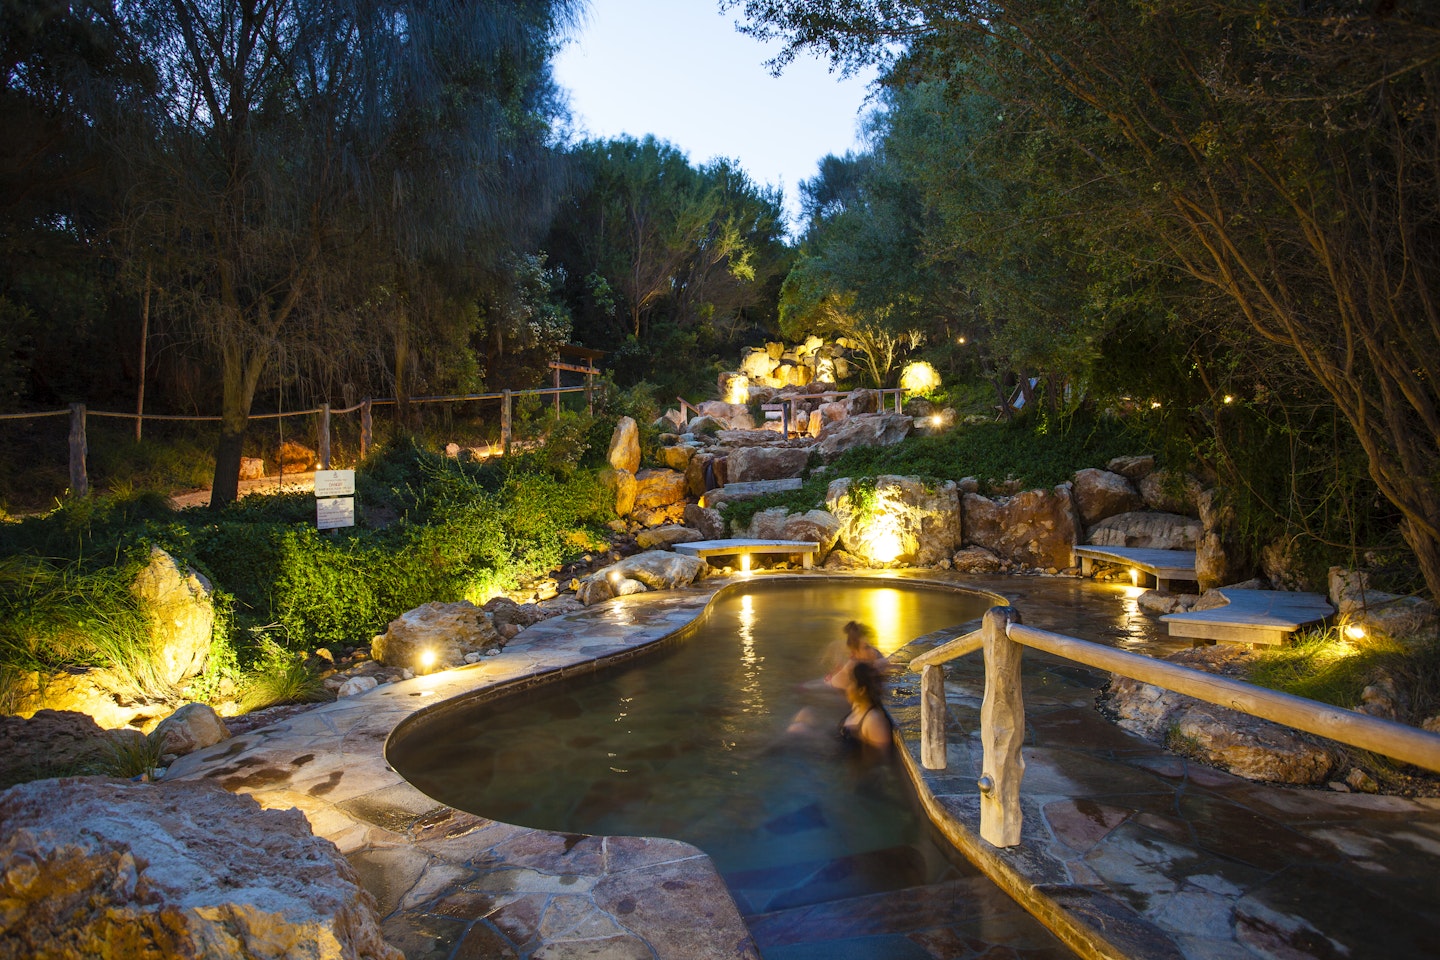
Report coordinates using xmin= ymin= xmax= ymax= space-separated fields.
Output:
xmin=168 ymin=470 xmax=318 ymax=509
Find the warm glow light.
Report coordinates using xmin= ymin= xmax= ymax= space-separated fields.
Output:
xmin=1223 ymin=395 xmax=1235 ymax=404
xmin=1345 ymin=623 xmax=1367 ymax=640
xmin=957 ymin=336 xmax=967 ymax=345
xmin=740 ymin=554 xmax=752 ymax=575
xmin=1122 ymin=585 xmax=1145 ymax=599
xmin=1129 ymin=568 xmax=1140 ymax=587
xmin=419 ymin=649 xmax=437 ymax=671
xmin=899 ymin=360 xmax=942 ymax=395
xmin=725 ymin=375 xmax=750 ymax=405
xmin=929 ymin=414 xmax=944 ymax=428
xmin=870 ymin=530 xmax=903 ymax=564
xmin=1150 ymin=401 xmax=1162 ymax=409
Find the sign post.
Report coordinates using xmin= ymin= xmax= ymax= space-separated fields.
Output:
xmin=315 ymin=469 xmax=356 ymax=531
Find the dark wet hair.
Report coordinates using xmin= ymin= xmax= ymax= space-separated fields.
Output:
xmin=849 ymin=660 xmax=885 ymax=707
xmin=844 ymin=620 xmax=874 ymax=651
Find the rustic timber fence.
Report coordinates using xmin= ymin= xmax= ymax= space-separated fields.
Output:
xmin=909 ymin=605 xmax=1440 ymax=848
xmin=0 ymin=375 xmax=600 ymax=499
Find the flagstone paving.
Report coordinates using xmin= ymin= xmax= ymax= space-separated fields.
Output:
xmin=168 ymin=571 xmax=1440 ymax=959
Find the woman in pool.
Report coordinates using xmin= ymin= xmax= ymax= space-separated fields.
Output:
xmin=820 ymin=620 xmax=888 ymax=688
xmin=837 ymin=659 xmax=893 ymax=752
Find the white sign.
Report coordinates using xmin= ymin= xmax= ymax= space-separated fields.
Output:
xmin=316 ymin=496 xmax=355 ymax=530
xmin=314 ymin=469 xmax=356 ymax=497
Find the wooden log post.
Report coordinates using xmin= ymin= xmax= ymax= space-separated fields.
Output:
xmin=921 ymin=663 xmax=948 ymax=769
xmin=360 ymin=399 xmax=373 ymax=461
xmin=553 ymin=365 xmax=562 ymax=417
xmin=979 ymin=605 xmax=1025 ymax=847
xmin=68 ymin=403 xmax=88 ymax=498
xmin=501 ymin=389 xmax=512 ymax=456
xmin=781 ymin=399 xmax=790 ymax=437
xmin=319 ymin=403 xmax=331 ymax=470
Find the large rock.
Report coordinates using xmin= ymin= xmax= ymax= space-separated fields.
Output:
xmin=685 ymin=453 xmax=724 ymax=497
xmin=0 ymin=777 xmax=400 ymax=960
xmin=276 ymin=440 xmax=316 ymax=471
xmin=1105 ymin=648 xmax=1334 ymax=784
xmin=813 ymin=413 xmax=914 ymax=461
xmin=683 ymin=503 xmax=725 ymax=540
xmin=1261 ymin=535 xmax=1317 ymax=592
xmin=746 ymin=506 xmax=790 ymax=541
xmin=951 ymin=546 xmax=1005 ymax=574
xmin=481 ymin=596 xmax=549 ymax=631
xmin=607 ymin=416 xmax=641 ymax=473
xmin=1106 ymin=455 xmax=1155 ymax=480
xmin=1328 ymin=567 xmax=1438 ymax=641
xmin=151 ymin=702 xmax=229 ymax=757
xmin=696 ymin=400 xmax=755 ymax=430
xmin=726 ymin=445 xmax=810 ymax=483
xmin=1086 ymin=511 xmax=1202 ymax=551
xmin=239 ymin=457 xmax=265 ymax=480
xmin=601 ymin=551 xmax=706 ymax=590
xmin=1070 ymin=469 xmax=1142 ymax=527
xmin=658 ymin=443 xmax=696 ymax=472
xmin=686 ymin=414 xmax=727 ymax=435
xmin=599 ymin=467 xmax=637 ymax=517
xmin=782 ymin=510 xmax=842 ymax=563
xmin=1136 ymin=469 xmax=1203 ymax=517
xmin=635 ymin=525 xmax=705 ymax=550
xmin=827 ymin=476 xmax=961 ymax=567
xmin=371 ymin=600 xmax=502 ymax=670
xmin=9 ymin=668 xmax=172 ymax=731
xmin=962 ymin=485 xmax=1080 ymax=570
xmin=633 ymin=468 xmax=688 ymax=512
xmin=739 ymin=348 xmax=776 ymax=380
xmin=132 ymin=546 xmax=215 ymax=686
xmin=0 ymin=711 xmax=146 ymax=788
xmin=845 ymin=389 xmax=880 ymax=415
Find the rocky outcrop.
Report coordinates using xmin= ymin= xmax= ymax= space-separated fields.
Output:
xmin=845 ymin=389 xmax=880 ymax=415
xmin=0 ymin=711 xmax=146 ymax=788
xmin=683 ymin=503 xmax=724 ymax=540
xmin=593 ymin=551 xmax=706 ymax=593
xmin=1328 ymin=567 xmax=1438 ymax=641
xmin=696 ymin=400 xmax=755 ymax=430
xmin=276 ymin=440 xmax=316 ymax=471
xmin=1104 ymin=647 xmax=1334 ymax=784
xmin=1136 ymin=469 xmax=1203 ymax=517
xmin=1086 ymin=511 xmax=1201 ymax=551
xmin=1261 ymin=536 xmax=1316 ymax=592
xmin=8 ymin=668 xmax=173 ymax=731
xmin=1071 ymin=469 xmax=1143 ymax=527
xmin=0 ymin=777 xmax=400 ymax=960
xmin=745 ymin=506 xmax=789 ymax=541
xmin=813 ymin=413 xmax=913 ymax=461
xmin=635 ymin=525 xmax=705 ymax=550
xmin=632 ymin=468 xmax=688 ymax=526
xmin=827 ymin=476 xmax=960 ymax=567
xmin=951 ymin=546 xmax=1005 ymax=574
xmin=600 ymin=467 xmax=637 ymax=517
xmin=782 ymin=510 xmax=843 ymax=563
xmin=608 ymin=416 xmax=641 ymax=473
xmin=657 ymin=442 xmax=696 ymax=472
xmin=152 ymin=703 xmax=229 ymax=757
xmin=725 ymin=445 xmax=809 ymax=483
xmin=1106 ymin=455 xmax=1155 ymax=480
xmin=481 ymin=596 xmax=549 ymax=632
xmin=131 ymin=546 xmax=215 ymax=686
xmin=962 ymin=485 xmax=1080 ymax=570
xmin=371 ymin=601 xmax=502 ymax=670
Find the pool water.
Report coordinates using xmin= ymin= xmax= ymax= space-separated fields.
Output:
xmin=391 ymin=581 xmax=997 ymax=914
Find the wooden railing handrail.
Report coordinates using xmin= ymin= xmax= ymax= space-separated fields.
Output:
xmin=911 ymin=604 xmax=1440 ymax=849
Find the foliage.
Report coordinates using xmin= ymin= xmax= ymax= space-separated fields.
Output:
xmin=239 ymin=636 xmax=329 ymax=711
xmin=1249 ymin=629 xmax=1440 ymax=729
xmin=95 ymin=730 xmax=166 ymax=780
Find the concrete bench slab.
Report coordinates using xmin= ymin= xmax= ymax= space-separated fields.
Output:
xmin=673 ymin=538 xmax=819 ymax=570
xmin=1161 ymin=588 xmax=1334 ymax=646
xmin=1075 ymin=545 xmax=1197 ymax=591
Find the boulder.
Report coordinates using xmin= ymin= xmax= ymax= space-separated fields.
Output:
xmin=276 ymin=440 xmax=316 ymax=470
xmin=0 ymin=777 xmax=400 ymax=960
xmin=633 ymin=502 xmax=687 ymax=528
xmin=575 ymin=577 xmax=616 ymax=606
xmin=821 ymin=549 xmax=866 ymax=570
xmin=818 ymin=401 xmax=848 ymax=425
xmin=1106 ymin=455 xmax=1155 ymax=480
xmin=962 ymin=485 xmax=1080 ymax=570
xmin=8 ymin=668 xmax=172 ymax=731
xmin=827 ymin=476 xmax=961 ymax=567
xmin=745 ymin=507 xmax=791 ymax=541
xmin=845 ymin=389 xmax=881 ymax=415
xmin=814 ymin=413 xmax=914 ymax=461
xmin=635 ymin=525 xmax=705 ymax=550
xmin=0 ymin=711 xmax=146 ymax=788
xmin=683 ymin=503 xmax=725 ymax=540
xmin=714 ymin=429 xmax=784 ymax=448
xmin=1328 ymin=567 xmax=1438 ymax=641
xmin=782 ymin=510 xmax=843 ymax=563
xmin=726 ymin=445 xmax=810 ymax=483
xmin=600 ymin=551 xmax=706 ymax=591
xmin=239 ymin=457 xmax=265 ymax=480
xmin=607 ymin=416 xmax=641 ymax=473
xmin=537 ymin=595 xmax=584 ymax=617
xmin=697 ymin=400 xmax=755 ymax=430
xmin=1086 ymin=511 xmax=1202 ymax=551
xmin=151 ymin=703 xmax=229 ymax=757
xmin=805 ymin=410 xmax=823 ymax=437
xmin=481 ymin=596 xmax=548 ymax=631
xmin=131 ymin=546 xmax=215 ymax=686
xmin=685 ymin=453 xmax=724 ymax=497
xmin=599 ymin=467 xmax=637 ymax=517
xmin=1195 ymin=531 xmax=1236 ymax=593
xmin=658 ymin=443 xmax=696 ymax=471
xmin=1070 ymin=469 xmax=1142 ymax=527
xmin=370 ymin=600 xmax=502 ymax=670
xmin=1261 ymin=535 xmax=1317 ymax=592
xmin=633 ymin=468 xmax=688 ymax=511
xmin=686 ymin=414 xmax=727 ymax=435
xmin=1104 ymin=647 xmax=1334 ymax=785
xmin=951 ymin=546 xmax=1005 ymax=574
xmin=740 ymin=349 xmax=776 ymax=380
xmin=1136 ymin=469 xmax=1203 ymax=517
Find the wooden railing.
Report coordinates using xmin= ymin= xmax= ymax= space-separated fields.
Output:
xmin=911 ymin=605 xmax=1440 ymax=848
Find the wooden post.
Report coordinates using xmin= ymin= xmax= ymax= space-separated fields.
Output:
xmin=781 ymin=399 xmax=790 ymax=437
xmin=136 ymin=262 xmax=151 ymax=442
xmin=553 ymin=365 xmax=562 ymax=417
xmin=980 ymin=605 xmax=1025 ymax=847
xmin=921 ymin=663 xmax=948 ymax=769
xmin=68 ymin=403 xmax=88 ymax=497
xmin=585 ymin=369 xmax=594 ymax=414
xmin=360 ymin=399 xmax=373 ymax=461
xmin=319 ymin=403 xmax=331 ymax=470
xmin=501 ymin=389 xmax=512 ymax=456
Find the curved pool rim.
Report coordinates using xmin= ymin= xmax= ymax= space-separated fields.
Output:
xmin=383 ymin=573 xmax=1006 ymax=762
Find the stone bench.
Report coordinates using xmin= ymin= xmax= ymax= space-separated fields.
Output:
xmin=1161 ymin=588 xmax=1334 ymax=646
xmin=1075 ymin=545 xmax=1197 ymax=592
xmin=673 ymin=538 xmax=819 ymax=570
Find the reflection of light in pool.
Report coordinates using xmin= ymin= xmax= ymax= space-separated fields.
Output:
xmin=738 ymin=595 xmax=763 ymax=714
xmin=862 ymin=587 xmax=908 ymax=654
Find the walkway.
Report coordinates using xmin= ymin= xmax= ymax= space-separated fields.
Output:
xmin=165 ymin=572 xmax=1440 ymax=959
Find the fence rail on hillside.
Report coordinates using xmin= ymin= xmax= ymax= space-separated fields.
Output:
xmin=0 ymin=361 xmax=601 ymax=499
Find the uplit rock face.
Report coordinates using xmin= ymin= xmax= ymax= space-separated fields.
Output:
xmin=608 ymin=416 xmax=641 ymax=473
xmin=782 ymin=510 xmax=842 ymax=563
xmin=962 ymin=485 xmax=1079 ymax=570
xmin=633 ymin=469 xmax=688 ymax=512
xmin=586 ymin=551 xmax=706 ymax=595
xmin=1071 ymin=469 xmax=1143 ymax=527
xmin=370 ymin=600 xmax=501 ymax=670
xmin=827 ymin=476 xmax=960 ymax=567
xmin=132 ymin=546 xmax=215 ymax=686
xmin=481 ymin=596 xmax=549 ymax=631
xmin=1086 ymin=511 xmax=1201 ymax=551
xmin=658 ymin=443 xmax=696 ymax=472
xmin=239 ymin=456 xmax=266 ymax=480
xmin=813 ymin=413 xmax=913 ymax=461
xmin=152 ymin=703 xmax=229 ymax=757
xmin=0 ymin=777 xmax=401 ymax=960
xmin=725 ymin=445 xmax=809 ymax=483
xmin=745 ymin=507 xmax=790 ymax=541
xmin=9 ymin=668 xmax=170 ymax=730
xmin=1328 ymin=567 xmax=1439 ymax=642
xmin=277 ymin=440 xmax=316 ymax=470
xmin=636 ymin=525 xmax=705 ymax=550
xmin=600 ymin=467 xmax=637 ymax=517
xmin=1104 ymin=647 xmax=1335 ymax=784
xmin=696 ymin=400 xmax=755 ymax=430
xmin=683 ymin=503 xmax=725 ymax=540
xmin=845 ymin=389 xmax=880 ymax=415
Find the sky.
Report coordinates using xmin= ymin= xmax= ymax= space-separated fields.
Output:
xmin=551 ymin=0 xmax=879 ymax=229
